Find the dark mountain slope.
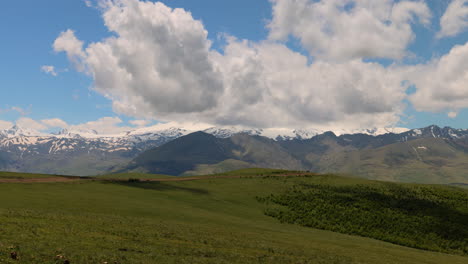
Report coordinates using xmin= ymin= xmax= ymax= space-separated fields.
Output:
xmin=123 ymin=132 xmax=306 ymax=176
xmin=125 ymin=132 xmax=234 ymax=175
xmin=228 ymin=134 xmax=305 ymax=170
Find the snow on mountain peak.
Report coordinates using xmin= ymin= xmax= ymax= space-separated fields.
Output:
xmin=0 ymin=124 xmax=412 ymax=142
xmin=0 ymin=125 xmax=43 ymax=138
xmin=53 ymin=128 xmax=100 ymax=139
xmin=203 ymin=127 xmax=262 ymax=138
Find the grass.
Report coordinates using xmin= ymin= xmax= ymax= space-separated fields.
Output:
xmin=0 ymin=170 xmax=466 ymax=263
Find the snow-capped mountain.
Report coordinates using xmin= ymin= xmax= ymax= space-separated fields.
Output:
xmin=0 ymin=124 xmax=456 ymax=156
xmin=0 ymin=126 xmax=188 ymax=155
xmin=0 ymin=124 xmax=466 ymax=176
xmin=0 ymin=125 xmax=45 ymax=138
xmin=0 ymin=125 xmax=191 ymax=175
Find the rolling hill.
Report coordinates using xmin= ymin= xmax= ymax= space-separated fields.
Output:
xmin=0 ymin=169 xmax=466 ymax=263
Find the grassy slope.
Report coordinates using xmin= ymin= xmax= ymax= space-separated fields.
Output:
xmin=0 ymin=171 xmax=466 ymax=263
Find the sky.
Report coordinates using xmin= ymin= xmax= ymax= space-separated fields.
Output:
xmin=1 ymin=0 xmax=468 ymax=134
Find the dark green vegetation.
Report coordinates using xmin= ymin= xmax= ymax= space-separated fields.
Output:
xmin=259 ymin=181 xmax=468 ymax=255
xmin=0 ymin=169 xmax=467 ymax=263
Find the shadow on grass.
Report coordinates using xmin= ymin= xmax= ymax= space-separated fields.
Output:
xmin=109 ymin=181 xmax=210 ymax=195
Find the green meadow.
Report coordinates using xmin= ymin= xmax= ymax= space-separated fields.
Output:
xmin=0 ymin=169 xmax=466 ymax=263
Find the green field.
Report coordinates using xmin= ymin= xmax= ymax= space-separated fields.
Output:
xmin=0 ymin=169 xmax=467 ymax=263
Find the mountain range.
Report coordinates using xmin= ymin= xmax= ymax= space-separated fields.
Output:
xmin=1 ymin=124 xmax=467 ymax=183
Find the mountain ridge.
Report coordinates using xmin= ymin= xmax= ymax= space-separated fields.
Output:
xmin=0 ymin=124 xmax=467 ymax=178
xmin=121 ymin=126 xmax=468 ymax=183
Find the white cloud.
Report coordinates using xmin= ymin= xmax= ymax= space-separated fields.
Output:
xmin=448 ymin=111 xmax=458 ymax=118
xmin=41 ymin=118 xmax=68 ymax=128
xmin=438 ymin=0 xmax=468 ymax=38
xmin=210 ymin=39 xmax=407 ymax=128
xmin=11 ymin=106 xmax=30 ymax=116
xmin=129 ymin=119 xmax=151 ymax=127
xmin=6 ymin=116 xmax=136 ymax=135
xmin=53 ymin=29 xmax=86 ymax=71
xmin=0 ymin=120 xmax=13 ymax=130
xmin=41 ymin=65 xmax=58 ymax=76
xmin=60 ymin=0 xmax=224 ymax=119
xmin=69 ymin=117 xmax=133 ymax=135
xmin=16 ymin=117 xmax=48 ymax=131
xmin=52 ymin=0 xmax=423 ymax=130
xmin=84 ymin=0 xmax=92 ymax=7
xmin=406 ymin=42 xmax=468 ymax=114
xmin=268 ymin=0 xmax=431 ymax=61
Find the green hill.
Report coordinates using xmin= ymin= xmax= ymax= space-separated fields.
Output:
xmin=0 ymin=169 xmax=466 ymax=263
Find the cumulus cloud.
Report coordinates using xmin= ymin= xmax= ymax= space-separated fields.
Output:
xmin=16 ymin=117 xmax=48 ymax=131
xmin=406 ymin=42 xmax=468 ymax=114
xmin=53 ymin=0 xmax=433 ymax=130
xmin=56 ymin=0 xmax=223 ymax=119
xmin=268 ymin=0 xmax=431 ymax=61
xmin=129 ymin=119 xmax=151 ymax=127
xmin=41 ymin=118 xmax=69 ymax=128
xmin=54 ymin=29 xmax=86 ymax=71
xmin=438 ymin=0 xmax=468 ymax=38
xmin=211 ymin=39 xmax=407 ymax=128
xmin=41 ymin=65 xmax=58 ymax=76
xmin=69 ymin=117 xmax=133 ymax=135
xmin=0 ymin=120 xmax=13 ymax=130
xmin=3 ymin=116 xmax=138 ymax=136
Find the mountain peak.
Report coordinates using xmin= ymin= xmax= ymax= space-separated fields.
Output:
xmin=0 ymin=125 xmax=41 ymax=138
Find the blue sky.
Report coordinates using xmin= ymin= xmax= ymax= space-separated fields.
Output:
xmin=1 ymin=0 xmax=468 ymax=132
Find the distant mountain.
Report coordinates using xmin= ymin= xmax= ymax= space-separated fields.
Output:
xmin=123 ymin=126 xmax=468 ymax=184
xmin=0 ymin=124 xmax=408 ymax=175
xmin=1 ymin=124 xmax=467 ymax=182
xmin=0 ymin=126 xmax=188 ymax=175
xmin=121 ymin=132 xmax=305 ymax=176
